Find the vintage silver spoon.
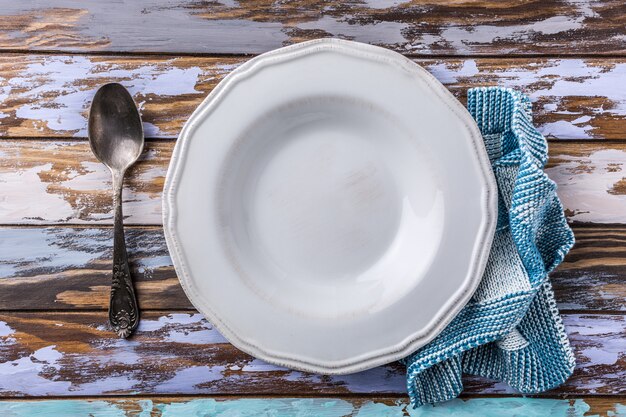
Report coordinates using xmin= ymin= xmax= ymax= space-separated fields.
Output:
xmin=88 ymin=83 xmax=143 ymax=338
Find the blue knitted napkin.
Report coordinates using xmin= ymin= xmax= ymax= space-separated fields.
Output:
xmin=402 ymin=87 xmax=576 ymax=407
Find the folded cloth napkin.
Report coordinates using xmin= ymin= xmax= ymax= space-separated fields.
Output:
xmin=402 ymin=87 xmax=576 ymax=408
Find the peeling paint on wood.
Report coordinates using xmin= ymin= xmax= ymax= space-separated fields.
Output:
xmin=0 ymin=55 xmax=238 ymax=138
xmin=0 ymin=141 xmax=171 ymax=224
xmin=423 ymin=59 xmax=626 ymax=140
xmin=0 ymin=227 xmax=184 ymax=310
xmin=0 ymin=312 xmax=621 ymax=396
xmin=0 ymin=56 xmax=625 ymax=139
xmin=551 ymin=227 xmax=626 ymax=312
xmin=0 ymin=1 xmax=623 ymax=55
xmin=558 ymin=315 xmax=625 ymax=395
xmin=0 ymin=225 xmax=622 ymax=312
xmin=547 ymin=143 xmax=626 ymax=224
xmin=0 ymin=397 xmax=623 ymax=417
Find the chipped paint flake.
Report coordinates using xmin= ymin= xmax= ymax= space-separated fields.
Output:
xmin=0 ymin=321 xmax=13 ymax=337
xmin=425 ymin=60 xmax=479 ymax=84
xmin=138 ymin=313 xmax=228 ymax=344
xmin=297 ymin=16 xmax=409 ymax=45
xmin=155 ymin=365 xmax=227 ymax=393
xmin=0 ymin=162 xmax=75 ymax=223
xmin=0 ymin=345 xmax=71 ymax=395
xmin=138 ymin=313 xmax=204 ymax=332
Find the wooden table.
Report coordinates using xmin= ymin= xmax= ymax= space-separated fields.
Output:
xmin=0 ymin=1 xmax=624 ymax=415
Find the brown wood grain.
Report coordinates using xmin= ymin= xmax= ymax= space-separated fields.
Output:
xmin=0 ymin=227 xmax=185 ymax=311
xmin=0 ymin=225 xmax=623 ymax=312
xmin=552 ymin=226 xmax=626 ymax=312
xmin=0 ymin=1 xmax=623 ymax=56
xmin=0 ymin=55 xmax=624 ymax=139
xmin=2 ymin=140 xmax=626 ymax=225
xmin=0 ymin=311 xmax=622 ymax=397
xmin=0 ymin=396 xmax=622 ymax=416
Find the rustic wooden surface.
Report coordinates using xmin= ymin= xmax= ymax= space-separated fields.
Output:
xmin=0 ymin=1 xmax=624 ymax=415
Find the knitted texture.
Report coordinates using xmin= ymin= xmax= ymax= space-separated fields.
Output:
xmin=402 ymin=87 xmax=576 ymax=408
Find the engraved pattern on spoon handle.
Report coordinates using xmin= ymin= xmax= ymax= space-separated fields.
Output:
xmin=109 ymin=172 xmax=139 ymax=338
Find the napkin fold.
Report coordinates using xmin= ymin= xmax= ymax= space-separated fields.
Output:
xmin=402 ymin=87 xmax=576 ymax=407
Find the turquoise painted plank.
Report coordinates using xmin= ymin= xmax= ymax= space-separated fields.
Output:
xmin=0 ymin=398 xmax=624 ymax=417
xmin=156 ymin=398 xmax=624 ymax=417
xmin=0 ymin=399 xmax=153 ymax=417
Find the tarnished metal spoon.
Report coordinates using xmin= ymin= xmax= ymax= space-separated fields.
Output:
xmin=88 ymin=83 xmax=143 ymax=338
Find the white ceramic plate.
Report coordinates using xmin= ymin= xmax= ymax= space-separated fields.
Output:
xmin=163 ymin=39 xmax=497 ymax=374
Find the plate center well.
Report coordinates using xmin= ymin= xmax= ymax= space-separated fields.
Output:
xmin=218 ymin=96 xmax=444 ymax=316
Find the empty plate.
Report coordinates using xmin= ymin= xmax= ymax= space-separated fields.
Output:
xmin=163 ymin=39 xmax=497 ymax=374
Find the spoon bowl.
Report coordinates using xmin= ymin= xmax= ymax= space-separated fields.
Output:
xmin=88 ymin=83 xmax=144 ymax=172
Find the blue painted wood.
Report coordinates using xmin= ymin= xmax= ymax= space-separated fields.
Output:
xmin=0 ymin=312 xmax=622 ymax=396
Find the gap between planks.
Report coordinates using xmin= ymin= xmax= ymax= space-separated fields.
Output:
xmin=0 ymin=221 xmax=623 ymax=230
xmin=2 ymin=49 xmax=626 ymax=60
xmin=4 ymin=137 xmax=626 ymax=143
xmin=0 ymin=393 xmax=623 ymax=401
xmin=0 ymin=308 xmax=621 ymax=315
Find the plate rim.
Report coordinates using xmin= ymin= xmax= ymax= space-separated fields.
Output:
xmin=163 ymin=38 xmax=498 ymax=374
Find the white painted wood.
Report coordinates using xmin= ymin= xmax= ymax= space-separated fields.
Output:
xmin=0 ymin=56 xmax=624 ymax=139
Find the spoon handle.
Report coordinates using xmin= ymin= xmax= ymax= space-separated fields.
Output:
xmin=109 ymin=172 xmax=140 ymax=338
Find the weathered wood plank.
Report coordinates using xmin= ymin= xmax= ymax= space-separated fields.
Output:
xmin=0 ymin=1 xmax=624 ymax=56
xmin=0 ymin=227 xmax=185 ymax=311
xmin=552 ymin=226 xmax=626 ymax=312
xmin=0 ymin=312 xmax=622 ymax=396
xmin=2 ymin=140 xmax=626 ymax=225
xmin=0 ymin=55 xmax=625 ymax=139
xmin=0 ymin=226 xmax=623 ymax=312
xmin=0 ymin=141 xmax=171 ymax=225
xmin=547 ymin=142 xmax=626 ymax=224
xmin=0 ymin=55 xmax=239 ymax=139
xmin=0 ymin=397 xmax=623 ymax=417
